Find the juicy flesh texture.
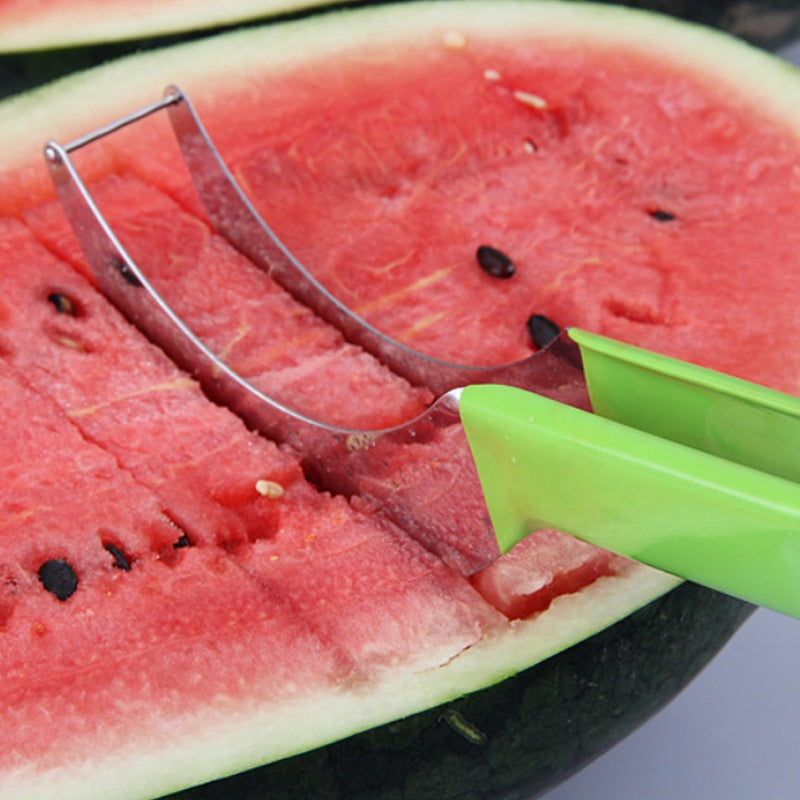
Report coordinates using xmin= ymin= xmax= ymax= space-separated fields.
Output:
xmin=195 ymin=41 xmax=800 ymax=393
xmin=3 ymin=15 xmax=800 ymax=791
xmin=472 ymin=530 xmax=630 ymax=620
xmin=25 ymin=173 xmax=434 ymax=431
xmin=0 ymin=217 xmax=507 ymax=772
xmin=24 ymin=175 xmax=504 ymax=573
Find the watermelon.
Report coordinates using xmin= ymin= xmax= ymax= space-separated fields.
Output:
xmin=1 ymin=1 xmax=797 ymax=798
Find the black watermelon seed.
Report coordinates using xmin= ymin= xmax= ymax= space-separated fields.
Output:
xmin=112 ymin=257 xmax=142 ymax=287
xmin=648 ymin=209 xmax=677 ymax=222
xmin=38 ymin=559 xmax=78 ymax=601
xmin=47 ymin=292 xmax=77 ymax=315
xmin=103 ymin=542 xmax=131 ymax=571
xmin=527 ymin=314 xmax=561 ymax=349
xmin=476 ymin=245 xmax=515 ymax=279
xmin=173 ymin=533 xmax=191 ymax=549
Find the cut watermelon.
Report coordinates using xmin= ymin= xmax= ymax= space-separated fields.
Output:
xmin=471 ymin=529 xmax=629 ymax=621
xmin=1 ymin=1 xmax=796 ymax=798
xmin=0 ymin=213 xmax=502 ymax=652
xmin=25 ymin=173 xmax=434 ymax=430
xmin=0 ymin=215 xmax=307 ymax=549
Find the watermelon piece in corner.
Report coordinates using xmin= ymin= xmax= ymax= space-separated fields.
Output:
xmin=471 ymin=529 xmax=633 ymax=621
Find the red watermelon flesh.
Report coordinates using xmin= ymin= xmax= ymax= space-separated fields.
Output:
xmin=23 ymin=19 xmax=796 ymax=605
xmin=0 ymin=216 xmax=307 ymax=550
xmin=179 ymin=37 xmax=800 ymax=392
xmin=1 ymin=544 xmax=352 ymax=772
xmin=10 ymin=0 xmax=791 ymax=635
xmin=22 ymin=172 xmax=609 ymax=579
xmin=471 ymin=529 xmax=630 ymax=621
xmin=22 ymin=176 xmax=503 ymax=573
xmin=0 ymin=222 xmax=515 ymax=782
xmin=234 ymin=495 xmax=506 ymax=670
xmin=25 ymin=172 xmax=433 ymax=431
xmin=94 ymin=31 xmax=800 ymax=609
xmin=0 ymin=368 xmax=355 ymax=771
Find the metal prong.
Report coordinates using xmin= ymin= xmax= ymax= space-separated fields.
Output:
xmin=62 ymin=91 xmax=184 ymax=154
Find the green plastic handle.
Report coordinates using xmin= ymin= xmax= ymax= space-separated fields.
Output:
xmin=570 ymin=328 xmax=800 ymax=484
xmin=459 ymin=331 xmax=800 ymax=619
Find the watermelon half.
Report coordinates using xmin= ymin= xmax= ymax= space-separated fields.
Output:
xmin=2 ymin=1 xmax=799 ymax=798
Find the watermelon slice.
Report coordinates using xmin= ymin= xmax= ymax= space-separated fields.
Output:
xmin=0 ymin=1 xmax=796 ymax=798
xmin=22 ymin=173 xmax=503 ymax=573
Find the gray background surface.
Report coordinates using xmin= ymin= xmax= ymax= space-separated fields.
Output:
xmin=543 ymin=39 xmax=800 ymax=800
xmin=544 ymin=608 xmax=799 ymax=799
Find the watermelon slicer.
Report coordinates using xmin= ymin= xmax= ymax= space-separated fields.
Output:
xmin=44 ymin=87 xmax=800 ymax=619
xmin=459 ymin=331 xmax=800 ymax=619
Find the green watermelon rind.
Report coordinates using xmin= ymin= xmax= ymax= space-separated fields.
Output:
xmin=0 ymin=2 xmax=791 ymax=797
xmin=0 ymin=0 xmax=320 ymax=53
